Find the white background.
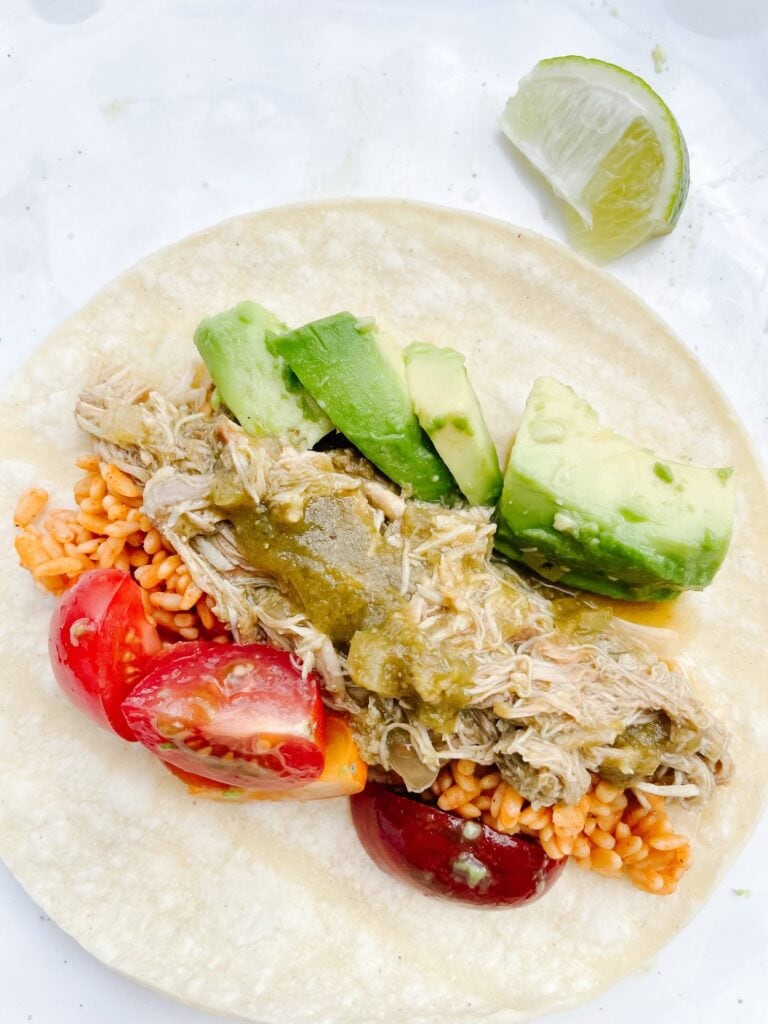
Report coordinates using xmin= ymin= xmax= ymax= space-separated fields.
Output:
xmin=1 ymin=0 xmax=766 ymax=1022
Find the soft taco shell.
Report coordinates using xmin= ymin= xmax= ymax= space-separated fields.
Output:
xmin=1 ymin=199 xmax=767 ymax=1023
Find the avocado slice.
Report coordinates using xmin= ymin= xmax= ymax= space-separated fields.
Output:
xmin=405 ymin=342 xmax=502 ymax=506
xmin=495 ymin=377 xmax=734 ymax=600
xmin=273 ymin=313 xmax=456 ymax=502
xmin=194 ymin=301 xmax=332 ymax=448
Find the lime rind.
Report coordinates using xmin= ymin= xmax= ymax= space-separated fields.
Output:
xmin=536 ymin=56 xmax=688 ymax=230
xmin=501 ymin=55 xmax=689 ymax=256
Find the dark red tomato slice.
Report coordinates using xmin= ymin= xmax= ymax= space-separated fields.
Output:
xmin=350 ymin=783 xmax=566 ymax=907
xmin=49 ymin=568 xmax=162 ymax=741
xmin=122 ymin=641 xmax=326 ymax=790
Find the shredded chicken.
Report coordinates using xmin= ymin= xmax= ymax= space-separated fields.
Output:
xmin=75 ymin=376 xmax=733 ymax=808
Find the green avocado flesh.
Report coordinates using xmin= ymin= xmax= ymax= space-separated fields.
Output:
xmin=405 ymin=341 xmax=503 ymax=506
xmin=272 ymin=313 xmax=456 ymax=502
xmin=495 ymin=377 xmax=734 ymax=600
xmin=194 ymin=301 xmax=332 ymax=448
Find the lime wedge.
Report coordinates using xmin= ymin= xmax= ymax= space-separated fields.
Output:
xmin=500 ymin=56 xmax=689 ymax=262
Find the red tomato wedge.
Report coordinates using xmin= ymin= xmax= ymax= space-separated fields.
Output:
xmin=350 ymin=783 xmax=566 ymax=907
xmin=49 ymin=568 xmax=162 ymax=740
xmin=165 ymin=714 xmax=367 ymax=801
xmin=122 ymin=641 xmax=326 ymax=790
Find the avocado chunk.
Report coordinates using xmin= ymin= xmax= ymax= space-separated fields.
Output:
xmin=495 ymin=377 xmax=734 ymax=600
xmin=194 ymin=301 xmax=332 ymax=448
xmin=273 ymin=313 xmax=456 ymax=502
xmin=404 ymin=342 xmax=503 ymax=506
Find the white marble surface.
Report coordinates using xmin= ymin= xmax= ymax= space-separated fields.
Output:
xmin=1 ymin=0 xmax=766 ymax=1021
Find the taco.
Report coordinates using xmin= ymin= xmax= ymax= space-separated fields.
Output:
xmin=1 ymin=199 xmax=766 ymax=1022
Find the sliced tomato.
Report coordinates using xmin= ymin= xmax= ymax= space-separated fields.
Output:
xmin=122 ymin=641 xmax=326 ymax=790
xmin=166 ymin=714 xmax=368 ymax=801
xmin=49 ymin=568 xmax=162 ymax=740
xmin=350 ymin=783 xmax=566 ymax=907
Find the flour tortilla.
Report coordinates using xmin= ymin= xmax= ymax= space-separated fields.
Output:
xmin=1 ymin=199 xmax=767 ymax=1023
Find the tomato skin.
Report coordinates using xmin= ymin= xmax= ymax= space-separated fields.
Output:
xmin=122 ymin=641 xmax=326 ymax=790
xmin=49 ymin=569 xmax=162 ymax=741
xmin=165 ymin=714 xmax=368 ymax=801
xmin=350 ymin=783 xmax=566 ymax=907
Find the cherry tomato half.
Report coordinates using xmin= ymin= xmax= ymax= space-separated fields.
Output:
xmin=165 ymin=714 xmax=367 ymax=801
xmin=49 ymin=568 xmax=162 ymax=740
xmin=122 ymin=641 xmax=326 ymax=790
xmin=350 ymin=783 xmax=566 ymax=907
